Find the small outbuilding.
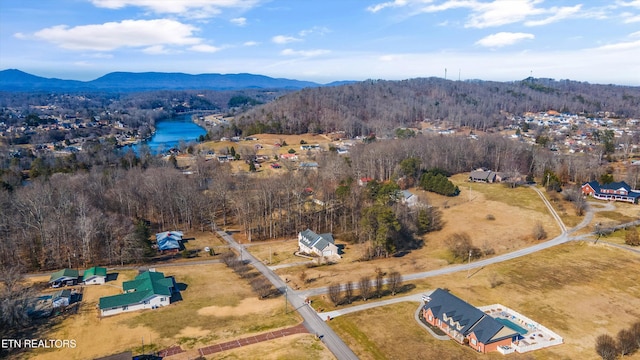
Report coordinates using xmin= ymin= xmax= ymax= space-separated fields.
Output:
xmin=52 ymin=289 xmax=72 ymax=308
xmin=83 ymin=266 xmax=107 ymax=285
xmin=49 ymin=268 xmax=79 ymax=288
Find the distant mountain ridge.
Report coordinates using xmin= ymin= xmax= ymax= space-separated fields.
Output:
xmin=0 ymin=69 xmax=350 ymax=92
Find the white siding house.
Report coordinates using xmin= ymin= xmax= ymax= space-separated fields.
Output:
xmin=298 ymin=229 xmax=339 ymax=258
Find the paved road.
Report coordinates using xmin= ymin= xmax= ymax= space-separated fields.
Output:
xmin=217 ymin=231 xmax=359 ymax=360
xmin=299 ymin=185 xmax=580 ymax=299
xmin=318 ymin=292 xmax=424 ymax=319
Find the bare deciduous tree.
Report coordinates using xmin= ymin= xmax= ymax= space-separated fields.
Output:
xmin=618 ymin=328 xmax=638 ymax=357
xmin=328 ymin=283 xmax=341 ymax=307
xmin=533 ymin=222 xmax=547 ymax=241
xmin=625 ymin=227 xmax=640 ymax=246
xmin=250 ymin=277 xmax=273 ymax=299
xmin=375 ymin=271 xmax=384 ymax=298
xmin=344 ymin=281 xmax=354 ymax=304
xmin=595 ymin=334 xmax=618 ymax=360
xmin=388 ymin=271 xmax=402 ymax=296
xmin=359 ymin=276 xmax=372 ymax=301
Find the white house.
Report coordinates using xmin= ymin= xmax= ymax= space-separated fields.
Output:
xmin=298 ymin=229 xmax=339 ymax=258
xmin=83 ymin=266 xmax=107 ymax=285
xmin=99 ymin=270 xmax=176 ymax=317
xmin=401 ymin=190 xmax=419 ymax=207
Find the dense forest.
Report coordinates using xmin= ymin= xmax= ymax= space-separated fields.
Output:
xmin=0 ymin=133 xmax=610 ymax=271
xmin=1 ymin=76 xmax=639 ymax=270
xmin=234 ymin=77 xmax=640 ymax=136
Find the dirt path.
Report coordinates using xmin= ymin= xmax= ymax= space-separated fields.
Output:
xmin=160 ymin=323 xmax=308 ymax=358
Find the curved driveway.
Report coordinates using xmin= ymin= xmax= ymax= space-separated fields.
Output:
xmin=298 ymin=186 xmax=589 ymax=299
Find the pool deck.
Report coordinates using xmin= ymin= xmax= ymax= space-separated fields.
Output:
xmin=478 ymin=304 xmax=564 ymax=354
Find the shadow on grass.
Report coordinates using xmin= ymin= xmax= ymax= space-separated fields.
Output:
xmin=106 ymin=272 xmax=119 ymax=282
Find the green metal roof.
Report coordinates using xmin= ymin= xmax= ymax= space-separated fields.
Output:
xmin=99 ymin=290 xmax=155 ymax=309
xmin=99 ymin=271 xmax=173 ymax=310
xmin=83 ymin=266 xmax=107 ymax=278
xmin=49 ymin=268 xmax=79 ymax=282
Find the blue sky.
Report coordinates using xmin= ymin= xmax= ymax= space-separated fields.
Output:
xmin=1 ymin=0 xmax=639 ymax=85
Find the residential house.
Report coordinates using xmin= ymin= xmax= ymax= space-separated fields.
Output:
xmin=156 ymin=231 xmax=183 ymax=253
xmin=52 ymin=289 xmax=72 ymax=308
xmin=298 ymin=229 xmax=339 ymax=258
xmin=401 ymin=190 xmax=419 ymax=207
xmin=49 ymin=269 xmax=79 ymax=288
xmin=280 ymin=153 xmax=298 ymax=161
xmin=422 ymin=288 xmax=519 ymax=353
xmin=469 ymin=170 xmax=497 ymax=183
xmin=358 ymin=177 xmax=373 ymax=187
xmin=83 ymin=266 xmax=107 ymax=285
xmin=581 ymin=181 xmax=640 ymax=204
xmin=298 ymin=162 xmax=319 ymax=170
xmin=98 ymin=270 xmax=176 ymax=317
xmin=301 ymin=144 xmax=321 ymax=151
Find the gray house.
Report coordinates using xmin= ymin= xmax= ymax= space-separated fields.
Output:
xmin=469 ymin=170 xmax=497 ymax=183
xmin=298 ymin=229 xmax=339 ymax=258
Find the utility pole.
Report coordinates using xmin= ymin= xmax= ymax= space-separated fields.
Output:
xmin=466 ymin=250 xmax=472 ymax=278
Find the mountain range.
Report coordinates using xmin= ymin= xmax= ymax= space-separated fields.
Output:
xmin=0 ymin=69 xmax=351 ymax=92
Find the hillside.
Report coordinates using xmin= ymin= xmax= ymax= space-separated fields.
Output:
xmin=235 ymin=77 xmax=640 ymax=136
xmin=0 ymin=69 xmax=335 ymax=92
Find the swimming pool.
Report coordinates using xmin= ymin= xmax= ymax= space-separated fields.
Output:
xmin=496 ymin=317 xmax=528 ymax=335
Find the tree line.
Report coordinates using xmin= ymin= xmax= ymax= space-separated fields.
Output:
xmin=234 ymin=77 xmax=640 ymax=137
xmin=0 ymin=131 xmax=615 ymax=270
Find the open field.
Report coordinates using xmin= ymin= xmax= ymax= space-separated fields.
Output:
xmin=598 ymin=225 xmax=640 ymax=245
xmin=327 ymin=241 xmax=640 ymax=359
xmin=26 ymin=263 xmax=302 ymax=359
xmin=271 ymin=180 xmax=562 ymax=291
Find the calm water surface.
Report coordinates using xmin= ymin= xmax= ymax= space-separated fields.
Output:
xmin=137 ymin=114 xmax=206 ymax=153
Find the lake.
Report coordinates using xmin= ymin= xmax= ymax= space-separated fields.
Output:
xmin=135 ymin=114 xmax=207 ymax=153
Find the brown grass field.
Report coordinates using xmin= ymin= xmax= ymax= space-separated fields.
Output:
xmin=26 ymin=263 xmax=303 ymax=360
xmin=272 ymin=178 xmax=562 ymax=291
xmin=327 ymin=241 xmax=640 ymax=360
xmin=18 ymin=166 xmax=640 ymax=359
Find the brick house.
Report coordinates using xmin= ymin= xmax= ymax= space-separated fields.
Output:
xmin=422 ymin=288 xmax=519 ymax=353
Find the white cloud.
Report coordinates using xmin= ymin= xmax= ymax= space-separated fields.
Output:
xmin=630 ymin=31 xmax=640 ymax=37
xmin=281 ymin=48 xmax=330 ymax=57
xmin=622 ymin=13 xmax=640 ymax=22
xmin=298 ymin=26 xmax=330 ymax=37
xmin=243 ymin=41 xmax=259 ymax=46
xmin=367 ymin=0 xmax=409 ymax=13
xmin=272 ymin=35 xmax=301 ymax=44
xmin=189 ymin=44 xmax=221 ymax=53
xmin=379 ymin=54 xmax=398 ymax=61
xmin=617 ymin=0 xmax=640 ymax=9
xmin=89 ymin=0 xmax=260 ymax=18
xmin=32 ymin=19 xmax=201 ymax=51
xmin=524 ymin=4 xmax=582 ymax=26
xmin=593 ymin=39 xmax=640 ymax=51
xmin=230 ymin=17 xmax=247 ymax=26
xmin=13 ymin=32 xmax=26 ymax=39
xmin=374 ymin=0 xmax=590 ymax=29
xmin=143 ymin=45 xmax=172 ymax=55
xmin=475 ymin=32 xmax=534 ymax=47
xmin=465 ymin=0 xmax=547 ymax=28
